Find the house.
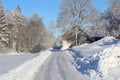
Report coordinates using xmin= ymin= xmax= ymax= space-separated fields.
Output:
xmin=62 ymin=31 xmax=73 ymax=49
xmin=62 ymin=31 xmax=103 ymax=48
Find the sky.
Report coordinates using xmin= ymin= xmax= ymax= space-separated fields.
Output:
xmin=92 ymin=0 xmax=109 ymax=12
xmin=1 ymin=0 xmax=108 ymax=27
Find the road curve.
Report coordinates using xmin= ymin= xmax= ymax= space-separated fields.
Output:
xmin=35 ymin=50 xmax=89 ymax=80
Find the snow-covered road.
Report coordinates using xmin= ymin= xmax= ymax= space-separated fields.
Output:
xmin=35 ymin=50 xmax=90 ymax=80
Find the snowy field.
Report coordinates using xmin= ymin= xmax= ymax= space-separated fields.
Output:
xmin=0 ymin=50 xmax=51 ymax=80
xmin=68 ymin=37 xmax=120 ymax=80
xmin=0 ymin=53 xmax=38 ymax=75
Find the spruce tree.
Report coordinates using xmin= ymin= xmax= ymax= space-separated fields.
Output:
xmin=0 ymin=0 xmax=10 ymax=48
xmin=15 ymin=5 xmax=26 ymax=53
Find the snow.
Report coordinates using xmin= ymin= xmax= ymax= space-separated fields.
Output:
xmin=0 ymin=53 xmax=38 ymax=75
xmin=0 ymin=50 xmax=51 ymax=80
xmin=93 ymin=36 xmax=119 ymax=46
xmin=98 ymin=45 xmax=120 ymax=80
xmin=34 ymin=50 xmax=91 ymax=80
xmin=62 ymin=46 xmax=70 ymax=50
xmin=0 ymin=37 xmax=119 ymax=80
xmin=68 ymin=37 xmax=120 ymax=80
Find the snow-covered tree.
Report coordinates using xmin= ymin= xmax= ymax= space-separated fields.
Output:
xmin=57 ymin=0 xmax=97 ymax=46
xmin=0 ymin=1 xmax=10 ymax=52
xmin=0 ymin=3 xmax=54 ymax=53
xmin=15 ymin=6 xmax=27 ymax=53
xmin=57 ymin=0 xmax=96 ymax=32
xmin=5 ymin=5 xmax=26 ymax=53
xmin=25 ymin=14 xmax=54 ymax=53
xmin=103 ymin=0 xmax=120 ymax=36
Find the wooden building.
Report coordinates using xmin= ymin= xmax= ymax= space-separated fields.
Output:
xmin=62 ymin=31 xmax=103 ymax=48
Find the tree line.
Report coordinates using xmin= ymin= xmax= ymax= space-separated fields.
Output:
xmin=0 ymin=4 xmax=54 ymax=53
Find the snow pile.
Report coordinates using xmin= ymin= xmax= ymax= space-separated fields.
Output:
xmin=93 ymin=36 xmax=119 ymax=46
xmin=69 ymin=37 xmax=120 ymax=80
xmin=0 ymin=50 xmax=51 ymax=80
xmin=98 ymin=45 xmax=120 ymax=80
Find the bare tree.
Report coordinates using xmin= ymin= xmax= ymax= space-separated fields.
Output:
xmin=89 ymin=11 xmax=106 ymax=36
xmin=25 ymin=14 xmax=54 ymax=53
xmin=103 ymin=0 xmax=120 ymax=36
xmin=57 ymin=0 xmax=96 ymax=46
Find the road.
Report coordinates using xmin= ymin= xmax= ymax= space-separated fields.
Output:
xmin=35 ymin=50 xmax=89 ymax=80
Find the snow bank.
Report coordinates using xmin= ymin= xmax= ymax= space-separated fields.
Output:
xmin=93 ymin=36 xmax=119 ymax=46
xmin=0 ymin=50 xmax=51 ymax=80
xmin=68 ymin=37 xmax=120 ymax=80
xmin=98 ymin=45 xmax=120 ymax=80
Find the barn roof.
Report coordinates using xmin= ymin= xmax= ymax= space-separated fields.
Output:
xmin=62 ymin=31 xmax=73 ymax=41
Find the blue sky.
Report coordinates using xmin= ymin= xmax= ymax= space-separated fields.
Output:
xmin=92 ymin=0 xmax=109 ymax=12
xmin=1 ymin=0 xmax=108 ymax=27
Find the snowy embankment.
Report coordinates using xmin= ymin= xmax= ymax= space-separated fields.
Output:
xmin=0 ymin=50 xmax=51 ymax=80
xmin=68 ymin=37 xmax=120 ymax=80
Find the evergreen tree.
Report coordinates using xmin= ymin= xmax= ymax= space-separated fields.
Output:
xmin=14 ymin=5 xmax=26 ymax=53
xmin=16 ymin=5 xmax=21 ymax=13
xmin=0 ymin=2 xmax=54 ymax=53
xmin=0 ymin=1 xmax=10 ymax=48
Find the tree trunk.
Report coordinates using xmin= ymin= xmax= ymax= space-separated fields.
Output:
xmin=75 ymin=27 xmax=78 ymax=46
